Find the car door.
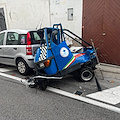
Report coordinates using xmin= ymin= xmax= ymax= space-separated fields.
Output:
xmin=51 ymin=41 xmax=74 ymax=70
xmin=50 ymin=29 xmax=74 ymax=71
xmin=0 ymin=32 xmax=5 ymax=64
xmin=2 ymin=32 xmax=19 ymax=66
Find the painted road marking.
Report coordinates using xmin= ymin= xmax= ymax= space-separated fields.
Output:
xmin=0 ymin=72 xmax=120 ymax=114
xmin=87 ymin=86 xmax=120 ymax=105
xmin=0 ymin=72 xmax=29 ymax=85
xmin=0 ymin=68 xmax=16 ymax=72
xmin=47 ymin=87 xmax=120 ymax=114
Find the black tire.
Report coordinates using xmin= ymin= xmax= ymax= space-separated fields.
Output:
xmin=39 ymin=80 xmax=47 ymax=91
xmin=78 ymin=67 xmax=94 ymax=82
xmin=17 ymin=59 xmax=30 ymax=75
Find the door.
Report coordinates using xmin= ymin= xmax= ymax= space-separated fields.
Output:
xmin=2 ymin=32 xmax=19 ymax=65
xmin=0 ymin=8 xmax=7 ymax=32
xmin=82 ymin=0 xmax=120 ymax=65
xmin=51 ymin=41 xmax=74 ymax=70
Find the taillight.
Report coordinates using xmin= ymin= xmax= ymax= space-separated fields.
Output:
xmin=27 ymin=32 xmax=31 ymax=45
xmin=26 ymin=32 xmax=32 ymax=55
xmin=26 ymin=45 xmax=32 ymax=55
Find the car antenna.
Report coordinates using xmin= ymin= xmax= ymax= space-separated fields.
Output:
xmin=36 ymin=14 xmax=44 ymax=30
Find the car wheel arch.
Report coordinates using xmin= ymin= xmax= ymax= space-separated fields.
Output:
xmin=16 ymin=57 xmax=25 ymax=66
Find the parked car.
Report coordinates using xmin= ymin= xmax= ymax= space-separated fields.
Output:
xmin=0 ymin=29 xmax=41 ymax=75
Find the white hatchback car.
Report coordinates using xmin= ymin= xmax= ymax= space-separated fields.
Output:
xmin=0 ymin=29 xmax=41 ymax=75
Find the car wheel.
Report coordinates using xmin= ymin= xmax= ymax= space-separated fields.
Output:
xmin=17 ymin=59 xmax=30 ymax=75
xmin=78 ymin=67 xmax=94 ymax=82
xmin=39 ymin=80 xmax=47 ymax=91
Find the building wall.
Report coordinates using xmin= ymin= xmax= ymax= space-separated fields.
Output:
xmin=0 ymin=0 xmax=50 ymax=30
xmin=50 ymin=0 xmax=83 ymax=37
xmin=0 ymin=0 xmax=83 ymax=37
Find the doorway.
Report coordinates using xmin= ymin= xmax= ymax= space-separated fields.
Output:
xmin=0 ymin=8 xmax=7 ymax=32
xmin=82 ymin=0 xmax=120 ymax=65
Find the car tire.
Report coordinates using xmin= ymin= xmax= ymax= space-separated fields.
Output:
xmin=39 ymin=80 xmax=47 ymax=91
xmin=17 ymin=59 xmax=30 ymax=75
xmin=78 ymin=67 xmax=94 ymax=82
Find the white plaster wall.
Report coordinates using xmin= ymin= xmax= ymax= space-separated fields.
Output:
xmin=0 ymin=0 xmax=50 ymax=30
xmin=50 ymin=0 xmax=83 ymax=37
xmin=0 ymin=0 xmax=83 ymax=36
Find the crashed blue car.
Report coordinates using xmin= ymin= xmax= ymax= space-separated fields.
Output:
xmin=28 ymin=24 xmax=97 ymax=90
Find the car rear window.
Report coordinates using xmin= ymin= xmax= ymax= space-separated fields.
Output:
xmin=20 ymin=31 xmax=42 ymax=45
xmin=30 ymin=31 xmax=41 ymax=44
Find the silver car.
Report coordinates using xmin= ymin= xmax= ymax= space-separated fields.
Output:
xmin=0 ymin=29 xmax=40 ymax=75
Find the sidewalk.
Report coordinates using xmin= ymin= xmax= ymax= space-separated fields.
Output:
xmin=87 ymin=63 xmax=120 ymax=106
xmin=95 ymin=63 xmax=120 ymax=89
xmin=96 ymin=63 xmax=120 ymax=73
xmin=95 ymin=63 xmax=120 ymax=79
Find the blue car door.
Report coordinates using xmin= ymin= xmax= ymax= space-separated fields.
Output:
xmin=51 ymin=41 xmax=75 ymax=70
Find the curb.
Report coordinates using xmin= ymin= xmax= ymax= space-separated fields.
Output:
xmin=96 ymin=63 xmax=120 ymax=74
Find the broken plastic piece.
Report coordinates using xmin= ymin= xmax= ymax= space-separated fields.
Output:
xmin=74 ymin=91 xmax=82 ymax=96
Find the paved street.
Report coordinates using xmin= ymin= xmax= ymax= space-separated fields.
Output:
xmin=0 ymin=64 xmax=120 ymax=120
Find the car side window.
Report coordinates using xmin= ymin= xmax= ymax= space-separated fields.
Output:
xmin=0 ymin=32 xmax=5 ymax=45
xmin=20 ymin=35 xmax=26 ymax=44
xmin=6 ymin=32 xmax=19 ymax=45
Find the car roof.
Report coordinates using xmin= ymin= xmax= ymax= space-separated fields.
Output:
xmin=0 ymin=29 xmax=36 ymax=34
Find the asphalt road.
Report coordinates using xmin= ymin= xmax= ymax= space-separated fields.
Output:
xmin=0 ymin=65 xmax=120 ymax=120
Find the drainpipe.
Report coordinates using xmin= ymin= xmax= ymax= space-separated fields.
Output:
xmin=49 ymin=0 xmax=51 ymax=27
